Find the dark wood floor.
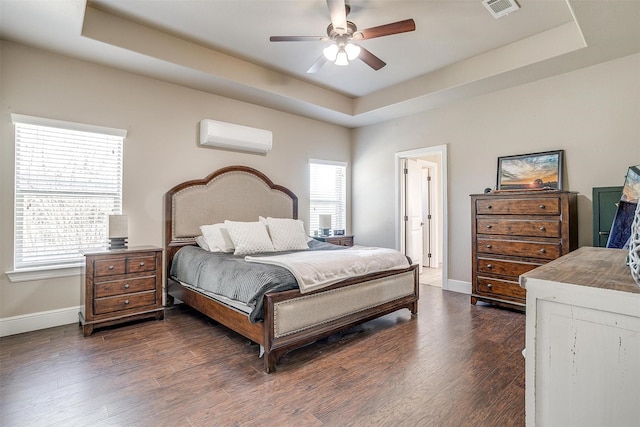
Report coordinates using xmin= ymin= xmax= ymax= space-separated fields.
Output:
xmin=0 ymin=285 xmax=525 ymax=426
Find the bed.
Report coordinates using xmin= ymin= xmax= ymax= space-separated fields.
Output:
xmin=165 ymin=165 xmax=419 ymax=372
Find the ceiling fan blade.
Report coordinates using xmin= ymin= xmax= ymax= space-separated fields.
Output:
xmin=358 ymin=46 xmax=386 ymax=71
xmin=356 ymin=19 xmax=416 ymax=40
xmin=270 ymin=36 xmax=327 ymax=42
xmin=326 ymin=0 xmax=348 ymax=34
xmin=306 ymin=55 xmax=327 ymax=74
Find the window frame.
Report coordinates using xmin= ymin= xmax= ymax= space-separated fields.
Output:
xmin=7 ymin=114 xmax=126 ymax=282
xmin=309 ymin=159 xmax=347 ymax=235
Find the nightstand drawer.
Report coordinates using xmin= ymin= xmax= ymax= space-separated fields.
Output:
xmin=95 ymin=276 xmax=157 ymax=298
xmin=94 ymin=259 xmax=126 ymax=276
xmin=94 ymin=291 xmax=157 ymax=315
xmin=127 ymin=255 xmax=156 ymax=273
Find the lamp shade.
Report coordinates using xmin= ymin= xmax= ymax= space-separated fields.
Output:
xmin=319 ymin=214 xmax=332 ymax=230
xmin=108 ymin=215 xmax=128 ymax=239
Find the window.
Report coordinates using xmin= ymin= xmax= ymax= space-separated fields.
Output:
xmin=12 ymin=114 xmax=126 ymax=271
xmin=309 ymin=159 xmax=347 ymax=233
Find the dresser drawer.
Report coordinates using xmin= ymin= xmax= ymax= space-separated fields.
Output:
xmin=476 ymin=197 xmax=561 ymax=215
xmin=94 ymin=276 xmax=156 ymax=298
xmin=127 ymin=255 xmax=156 ymax=273
xmin=476 ymin=276 xmax=526 ymax=300
xmin=94 ymin=291 xmax=157 ymax=315
xmin=477 ymin=257 xmax=543 ymax=277
xmin=477 ymin=218 xmax=561 ymax=238
xmin=477 ymin=238 xmax=560 ymax=260
xmin=94 ymin=259 xmax=126 ymax=276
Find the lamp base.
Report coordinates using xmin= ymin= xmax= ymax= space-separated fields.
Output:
xmin=109 ymin=238 xmax=128 ymax=249
xmin=321 ymin=229 xmax=331 ymax=237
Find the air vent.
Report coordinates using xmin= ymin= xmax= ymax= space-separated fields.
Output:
xmin=482 ymin=0 xmax=520 ymax=19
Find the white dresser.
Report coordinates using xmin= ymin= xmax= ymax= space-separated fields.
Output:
xmin=520 ymin=247 xmax=640 ymax=427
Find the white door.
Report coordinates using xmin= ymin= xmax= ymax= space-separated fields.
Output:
xmin=405 ymin=159 xmax=423 ymax=272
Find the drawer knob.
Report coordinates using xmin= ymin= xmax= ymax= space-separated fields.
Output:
xmin=486 ymin=205 xmax=492 ymax=209
xmin=108 ymin=265 xmax=114 ymax=270
xmin=486 ymin=225 xmax=492 ymax=229
xmin=540 ymin=248 xmax=546 ymax=254
xmin=539 ymin=227 xmax=546 ymax=231
xmin=486 ymin=244 xmax=492 ymax=249
xmin=486 ymin=264 xmax=493 ymax=269
xmin=124 ymin=283 xmax=130 ymax=289
xmin=539 ymin=204 xmax=546 ymax=209
xmin=487 ymin=283 xmax=493 ymax=289
xmin=139 ymin=262 xmax=145 ymax=267
xmin=124 ymin=300 xmax=130 ymax=305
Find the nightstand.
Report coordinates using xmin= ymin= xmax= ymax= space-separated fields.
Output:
xmin=80 ymin=246 xmax=164 ymax=336
xmin=312 ymin=235 xmax=354 ymax=247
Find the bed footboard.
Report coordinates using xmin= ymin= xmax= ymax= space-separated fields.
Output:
xmin=262 ymin=265 xmax=419 ymax=372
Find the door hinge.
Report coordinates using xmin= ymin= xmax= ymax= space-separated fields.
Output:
xmin=404 ymin=215 xmax=408 ymax=221
xmin=427 ymin=175 xmax=432 ymax=181
xmin=404 ymin=168 xmax=408 ymax=175
xmin=427 ymin=253 xmax=432 ymax=258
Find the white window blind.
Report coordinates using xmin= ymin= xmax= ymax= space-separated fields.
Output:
xmin=309 ymin=160 xmax=347 ymax=233
xmin=12 ymin=114 xmax=126 ymax=270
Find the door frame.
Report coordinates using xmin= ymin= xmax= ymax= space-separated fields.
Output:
xmin=395 ymin=145 xmax=449 ymax=290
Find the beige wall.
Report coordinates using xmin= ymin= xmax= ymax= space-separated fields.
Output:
xmin=352 ymin=52 xmax=640 ymax=285
xmin=0 ymin=41 xmax=351 ymax=318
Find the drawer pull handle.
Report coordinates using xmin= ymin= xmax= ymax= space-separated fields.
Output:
xmin=539 ymin=204 xmax=546 ymax=209
xmin=139 ymin=262 xmax=145 ymax=267
xmin=486 ymin=244 xmax=492 ymax=249
xmin=124 ymin=283 xmax=130 ymax=289
xmin=108 ymin=265 xmax=114 ymax=270
xmin=486 ymin=264 xmax=493 ymax=269
xmin=540 ymin=248 xmax=546 ymax=254
xmin=486 ymin=225 xmax=492 ymax=229
xmin=487 ymin=283 xmax=493 ymax=289
xmin=124 ymin=300 xmax=130 ymax=305
xmin=539 ymin=227 xmax=546 ymax=231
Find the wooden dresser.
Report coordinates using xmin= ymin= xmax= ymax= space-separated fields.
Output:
xmin=520 ymin=247 xmax=640 ymax=427
xmin=471 ymin=190 xmax=577 ymax=310
xmin=80 ymin=246 xmax=164 ymax=336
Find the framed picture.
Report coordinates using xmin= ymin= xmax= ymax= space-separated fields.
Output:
xmin=497 ymin=150 xmax=564 ymax=191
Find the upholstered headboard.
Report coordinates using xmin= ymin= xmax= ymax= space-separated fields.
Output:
xmin=164 ymin=165 xmax=298 ymax=269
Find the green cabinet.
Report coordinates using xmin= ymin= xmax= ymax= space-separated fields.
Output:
xmin=592 ymin=186 xmax=623 ymax=247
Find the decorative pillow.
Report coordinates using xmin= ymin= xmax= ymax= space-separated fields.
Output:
xmin=195 ymin=235 xmax=210 ymax=251
xmin=265 ymin=217 xmax=309 ymax=251
xmin=224 ymin=220 xmax=275 ymax=255
xmin=199 ymin=223 xmax=235 ymax=253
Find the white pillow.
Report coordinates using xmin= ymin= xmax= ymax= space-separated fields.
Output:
xmin=224 ymin=220 xmax=275 ymax=255
xmin=195 ymin=235 xmax=210 ymax=251
xmin=199 ymin=223 xmax=235 ymax=253
xmin=265 ymin=217 xmax=309 ymax=251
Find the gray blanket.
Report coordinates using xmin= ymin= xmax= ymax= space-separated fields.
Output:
xmin=170 ymin=239 xmax=344 ymax=322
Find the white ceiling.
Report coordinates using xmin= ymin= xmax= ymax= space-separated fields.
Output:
xmin=1 ymin=0 xmax=639 ymax=127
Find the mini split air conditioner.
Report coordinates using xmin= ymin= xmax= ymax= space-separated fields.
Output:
xmin=199 ymin=119 xmax=272 ymax=154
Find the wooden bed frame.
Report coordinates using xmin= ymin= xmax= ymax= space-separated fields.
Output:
xmin=165 ymin=165 xmax=419 ymax=372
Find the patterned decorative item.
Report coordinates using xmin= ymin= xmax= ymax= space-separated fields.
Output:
xmin=628 ymin=202 xmax=640 ymax=286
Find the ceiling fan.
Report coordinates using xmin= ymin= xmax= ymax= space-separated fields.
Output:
xmin=269 ymin=0 xmax=416 ymax=73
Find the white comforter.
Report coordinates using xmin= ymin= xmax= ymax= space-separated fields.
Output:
xmin=245 ymin=245 xmax=411 ymax=294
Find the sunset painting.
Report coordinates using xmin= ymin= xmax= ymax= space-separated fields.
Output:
xmin=497 ymin=151 xmax=562 ymax=190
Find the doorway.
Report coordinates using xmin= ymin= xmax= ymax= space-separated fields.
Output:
xmin=396 ymin=145 xmax=448 ymax=290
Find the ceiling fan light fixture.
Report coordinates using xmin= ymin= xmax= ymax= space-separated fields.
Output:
xmin=335 ymin=49 xmax=349 ymax=66
xmin=344 ymin=43 xmax=361 ymax=60
xmin=323 ymin=43 xmax=339 ymax=61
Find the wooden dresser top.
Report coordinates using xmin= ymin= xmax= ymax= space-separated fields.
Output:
xmin=520 ymin=246 xmax=640 ymax=294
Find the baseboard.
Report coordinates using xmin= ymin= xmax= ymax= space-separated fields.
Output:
xmin=445 ymin=279 xmax=471 ymax=294
xmin=0 ymin=306 xmax=80 ymax=337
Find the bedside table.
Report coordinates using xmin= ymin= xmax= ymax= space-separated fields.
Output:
xmin=312 ymin=235 xmax=354 ymax=247
xmin=80 ymin=245 xmax=164 ymax=336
